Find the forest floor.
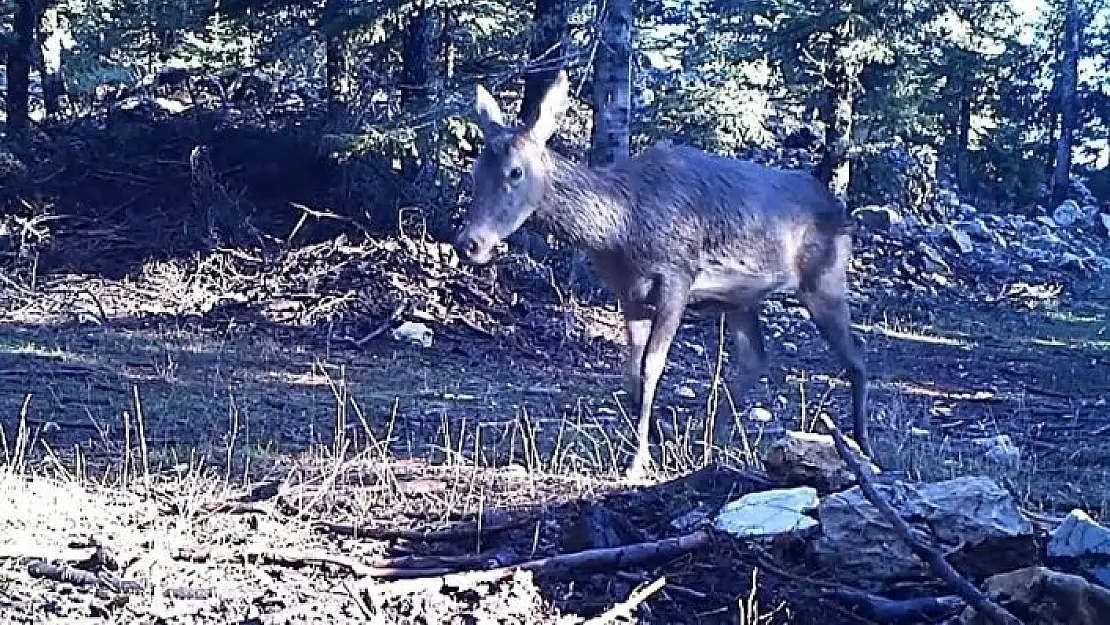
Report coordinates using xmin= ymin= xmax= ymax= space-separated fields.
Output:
xmin=1 ymin=233 xmax=1109 ymax=624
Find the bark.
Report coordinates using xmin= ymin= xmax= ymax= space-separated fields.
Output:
xmin=39 ymin=7 xmax=69 ymax=121
xmin=1051 ymin=0 xmax=1081 ymax=207
xmin=7 ymin=0 xmax=36 ymax=137
xmin=814 ymin=48 xmax=853 ymax=198
xmin=955 ymin=86 xmax=973 ymax=195
xmin=522 ymin=0 xmax=570 ymax=127
xmin=589 ymin=0 xmax=633 ymax=166
xmin=323 ymin=0 xmax=347 ymax=115
xmin=401 ymin=0 xmax=441 ymax=182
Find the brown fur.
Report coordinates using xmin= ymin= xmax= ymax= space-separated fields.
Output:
xmin=454 ymin=72 xmax=871 ymax=478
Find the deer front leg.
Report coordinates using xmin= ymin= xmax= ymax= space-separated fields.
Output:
xmin=628 ymin=276 xmax=691 ymax=481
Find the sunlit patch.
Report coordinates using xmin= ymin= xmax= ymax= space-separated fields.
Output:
xmin=1029 ymin=337 xmax=1110 ymax=351
xmin=886 ymin=380 xmax=998 ymax=402
xmin=1042 ymin=310 xmax=1104 ymax=325
xmin=0 ymin=341 xmax=103 ymax=367
xmin=257 ymin=370 xmax=335 ymax=386
xmin=855 ymin=322 xmax=973 ymax=348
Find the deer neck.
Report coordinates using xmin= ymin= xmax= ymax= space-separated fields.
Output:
xmin=533 ymin=151 xmax=630 ymax=251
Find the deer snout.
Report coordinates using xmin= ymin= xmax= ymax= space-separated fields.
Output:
xmin=453 ymin=229 xmax=498 ymax=265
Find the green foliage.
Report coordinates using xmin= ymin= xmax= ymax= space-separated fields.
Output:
xmin=5 ymin=0 xmax=1110 ymax=224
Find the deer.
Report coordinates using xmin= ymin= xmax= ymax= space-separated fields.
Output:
xmin=452 ymin=70 xmax=872 ymax=480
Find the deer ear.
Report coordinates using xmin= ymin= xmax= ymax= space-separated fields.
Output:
xmin=528 ymin=70 xmax=570 ymax=144
xmin=475 ymin=84 xmax=506 ymax=134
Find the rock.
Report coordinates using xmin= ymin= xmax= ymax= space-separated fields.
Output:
xmin=952 ymin=566 xmax=1110 ymax=625
xmin=712 ymin=486 xmax=819 ymax=539
xmin=812 ymin=476 xmax=1037 ymax=585
xmin=1036 ymin=215 xmax=1058 ymax=229
xmin=971 ymin=434 xmax=1021 ymax=465
xmin=1070 ymin=179 xmax=1098 ymax=205
xmin=762 ymin=431 xmax=877 ymax=492
xmin=918 ymin=242 xmax=950 ymax=273
xmin=671 ymin=507 xmax=710 ymax=532
xmin=958 ymin=218 xmax=990 ymax=240
xmin=1047 ymin=509 xmax=1110 ymax=559
xmin=941 ymin=225 xmax=974 ymax=254
xmin=675 ymin=385 xmax=697 ymax=399
xmin=746 ymin=406 xmax=774 ymax=423
xmin=853 ymin=205 xmax=903 ymax=233
xmin=1061 ymin=252 xmax=1088 ymax=272
xmin=391 ymin=321 xmax=433 ymax=348
xmin=1053 ymin=199 xmax=1083 ymax=227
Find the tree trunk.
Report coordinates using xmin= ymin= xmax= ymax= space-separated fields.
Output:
xmin=955 ymin=86 xmax=973 ymax=196
xmin=522 ymin=0 xmax=570 ymax=127
xmin=400 ymin=0 xmax=441 ymax=182
xmin=815 ymin=60 xmax=852 ymax=197
xmin=39 ymin=7 xmax=69 ymax=121
xmin=323 ymin=0 xmax=347 ymax=115
xmin=589 ymin=0 xmax=633 ymax=166
xmin=7 ymin=0 xmax=36 ymax=137
xmin=1050 ymin=0 xmax=1080 ymax=207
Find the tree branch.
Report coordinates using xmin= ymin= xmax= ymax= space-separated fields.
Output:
xmin=818 ymin=414 xmax=1023 ymax=625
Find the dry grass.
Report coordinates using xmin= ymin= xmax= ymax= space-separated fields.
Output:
xmin=1 ymin=243 xmax=1109 ymax=623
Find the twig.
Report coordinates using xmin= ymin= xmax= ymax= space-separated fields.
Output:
xmin=312 ymin=516 xmax=533 ymax=542
xmin=1021 ymin=385 xmax=1071 ymax=400
xmin=584 ymin=576 xmax=667 ymax=624
xmin=614 ymin=571 xmax=707 ymax=601
xmin=173 ymin=547 xmax=380 ymax=578
xmin=334 ymin=303 xmax=406 ymax=347
xmin=818 ymin=414 xmax=1024 ymax=625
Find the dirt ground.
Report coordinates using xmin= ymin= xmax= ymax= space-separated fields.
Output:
xmin=1 ymin=237 xmax=1109 ymax=624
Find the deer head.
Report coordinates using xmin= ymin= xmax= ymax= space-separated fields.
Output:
xmin=453 ymin=71 xmax=570 ymax=265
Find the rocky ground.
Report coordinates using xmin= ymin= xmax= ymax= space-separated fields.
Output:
xmin=2 ymin=128 xmax=1110 ymax=623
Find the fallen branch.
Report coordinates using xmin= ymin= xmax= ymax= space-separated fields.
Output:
xmin=360 ymin=529 xmax=713 ymax=590
xmin=818 ymin=414 xmax=1023 ymax=625
xmin=826 ymin=587 xmax=965 ymax=622
xmin=27 ymin=560 xmax=143 ymax=594
xmin=312 ymin=516 xmax=533 ymax=542
xmin=584 ymin=576 xmax=667 ymax=624
xmin=173 ymin=545 xmax=517 ymax=580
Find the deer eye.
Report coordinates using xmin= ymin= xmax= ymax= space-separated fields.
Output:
xmin=508 ymin=166 xmax=524 ymax=182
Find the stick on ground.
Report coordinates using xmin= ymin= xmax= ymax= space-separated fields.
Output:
xmin=584 ymin=576 xmax=667 ymax=625
xmin=818 ymin=414 xmax=1023 ymax=625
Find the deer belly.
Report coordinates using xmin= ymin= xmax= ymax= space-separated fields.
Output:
xmin=690 ymin=266 xmax=794 ymax=305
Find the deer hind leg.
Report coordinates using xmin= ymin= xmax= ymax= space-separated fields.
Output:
xmin=716 ymin=305 xmax=769 ymax=447
xmin=798 ymin=273 xmax=871 ymax=458
xmin=621 ymin=303 xmax=652 ymax=414
xmin=628 ymin=276 xmax=691 ymax=481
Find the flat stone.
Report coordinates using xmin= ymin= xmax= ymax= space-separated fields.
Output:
xmin=1048 ymin=509 xmax=1110 ymax=559
xmin=713 ymin=486 xmax=819 ymax=539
